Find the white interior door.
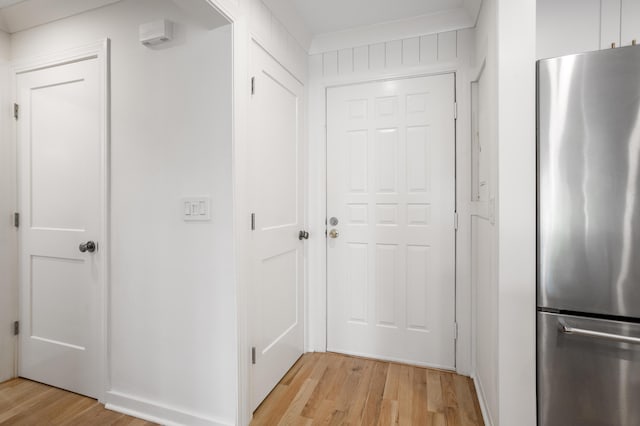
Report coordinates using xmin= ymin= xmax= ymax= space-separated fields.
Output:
xmin=17 ymin=52 xmax=106 ymax=398
xmin=249 ymin=43 xmax=305 ymax=410
xmin=327 ymin=74 xmax=456 ymax=369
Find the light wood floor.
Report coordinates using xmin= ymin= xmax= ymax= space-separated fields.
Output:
xmin=0 ymin=353 xmax=484 ymax=425
xmin=0 ymin=378 xmax=156 ymax=425
xmin=252 ymin=352 xmax=484 ymax=426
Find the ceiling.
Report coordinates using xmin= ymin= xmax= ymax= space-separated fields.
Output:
xmin=0 ymin=0 xmax=481 ymax=47
xmin=0 ymin=0 xmax=229 ymax=34
xmin=267 ymin=0 xmax=480 ymax=36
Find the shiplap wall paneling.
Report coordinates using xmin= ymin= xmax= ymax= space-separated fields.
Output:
xmin=622 ymin=0 xmax=640 ymax=46
xmin=317 ymin=30 xmax=462 ymax=78
xmin=536 ymin=0 xmax=600 ymax=59
xmin=402 ymin=37 xmax=420 ymax=66
xmin=438 ymin=31 xmax=457 ymax=62
xmin=323 ymin=50 xmax=338 ymax=77
xmin=385 ymin=39 xmax=402 ymax=67
xmin=420 ymin=34 xmax=438 ymax=64
xmin=369 ymin=42 xmax=386 ymax=70
xmin=338 ymin=48 xmax=353 ymax=74
xmin=353 ymin=45 xmax=369 ymax=73
xmin=601 ymin=0 xmax=622 ymax=48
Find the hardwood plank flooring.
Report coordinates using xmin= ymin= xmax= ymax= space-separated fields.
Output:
xmin=1 ymin=353 xmax=484 ymax=425
xmin=252 ymin=353 xmax=484 ymax=426
xmin=0 ymin=378 xmax=156 ymax=425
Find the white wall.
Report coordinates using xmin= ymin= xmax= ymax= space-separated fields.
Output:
xmin=471 ymin=0 xmax=537 ymax=424
xmin=471 ymin=0 xmax=499 ymax=423
xmin=307 ymin=25 xmax=476 ymax=377
xmin=309 ymin=8 xmax=475 ymax=54
xmin=496 ymin=0 xmax=537 ymax=423
xmin=10 ymin=1 xmax=235 ymax=424
xmin=247 ymin=0 xmax=308 ymax=80
xmin=536 ymin=0 xmax=601 ymax=59
xmin=226 ymin=0 xmax=309 ymax=424
xmin=537 ymin=0 xmax=640 ymax=60
xmin=0 ymin=29 xmax=16 ymax=384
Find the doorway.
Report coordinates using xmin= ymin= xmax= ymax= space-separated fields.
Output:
xmin=326 ymin=74 xmax=457 ymax=369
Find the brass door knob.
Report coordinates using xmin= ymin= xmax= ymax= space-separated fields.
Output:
xmin=328 ymin=229 xmax=339 ymax=239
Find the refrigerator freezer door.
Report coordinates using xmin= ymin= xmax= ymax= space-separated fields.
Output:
xmin=538 ymin=311 xmax=640 ymax=426
xmin=538 ymin=45 xmax=640 ymax=317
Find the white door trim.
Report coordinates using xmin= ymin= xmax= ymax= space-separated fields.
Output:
xmin=12 ymin=39 xmax=110 ymax=402
xmin=307 ymin=60 xmax=473 ymax=375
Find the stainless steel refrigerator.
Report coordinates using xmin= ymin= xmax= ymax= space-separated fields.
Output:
xmin=538 ymin=45 xmax=640 ymax=425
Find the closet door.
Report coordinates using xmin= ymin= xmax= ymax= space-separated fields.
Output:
xmin=248 ymin=41 xmax=305 ymax=410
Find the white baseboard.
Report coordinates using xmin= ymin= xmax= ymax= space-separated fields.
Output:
xmin=105 ymin=391 xmax=233 ymax=426
xmin=472 ymin=374 xmax=494 ymax=426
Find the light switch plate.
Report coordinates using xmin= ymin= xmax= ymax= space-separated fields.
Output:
xmin=182 ymin=197 xmax=211 ymax=221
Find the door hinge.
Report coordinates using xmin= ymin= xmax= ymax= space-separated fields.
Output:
xmin=13 ymin=103 xmax=18 ymax=120
xmin=454 ymin=212 xmax=459 ymax=230
xmin=251 ymin=76 xmax=255 ymax=95
xmin=251 ymin=346 xmax=256 ymax=364
xmin=453 ymin=102 xmax=458 ymax=120
xmin=453 ymin=322 xmax=458 ymax=340
xmin=13 ymin=321 xmax=19 ymax=336
xmin=251 ymin=213 xmax=255 ymax=231
xmin=13 ymin=212 xmax=19 ymax=228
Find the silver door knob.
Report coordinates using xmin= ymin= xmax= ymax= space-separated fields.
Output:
xmin=328 ymin=229 xmax=339 ymax=239
xmin=79 ymin=241 xmax=97 ymax=253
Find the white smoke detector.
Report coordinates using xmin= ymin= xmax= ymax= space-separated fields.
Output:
xmin=139 ymin=19 xmax=173 ymax=46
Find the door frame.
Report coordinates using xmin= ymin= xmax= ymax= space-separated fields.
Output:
xmin=307 ymin=60 xmax=474 ymax=376
xmin=324 ymin=72 xmax=458 ymax=369
xmin=12 ymin=39 xmax=110 ymax=402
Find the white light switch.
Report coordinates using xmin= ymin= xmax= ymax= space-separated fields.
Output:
xmin=182 ymin=197 xmax=211 ymax=221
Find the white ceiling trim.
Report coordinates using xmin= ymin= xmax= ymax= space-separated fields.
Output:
xmin=309 ymin=7 xmax=474 ymax=55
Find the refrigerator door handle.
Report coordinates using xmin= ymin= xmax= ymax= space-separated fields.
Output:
xmin=559 ymin=320 xmax=640 ymax=345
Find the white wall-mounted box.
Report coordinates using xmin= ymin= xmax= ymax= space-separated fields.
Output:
xmin=139 ymin=19 xmax=173 ymax=46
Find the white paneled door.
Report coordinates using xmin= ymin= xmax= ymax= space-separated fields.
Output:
xmin=327 ymin=74 xmax=456 ymax=369
xmin=17 ymin=51 xmax=106 ymax=398
xmin=249 ymin=43 xmax=305 ymax=410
